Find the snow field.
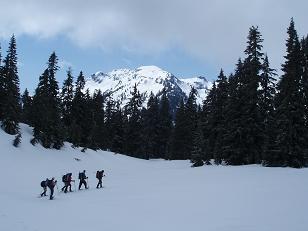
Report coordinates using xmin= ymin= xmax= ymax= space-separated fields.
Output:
xmin=0 ymin=124 xmax=307 ymax=231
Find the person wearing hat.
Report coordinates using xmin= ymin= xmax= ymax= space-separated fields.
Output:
xmin=78 ymin=170 xmax=88 ymax=190
xmin=62 ymin=173 xmax=75 ymax=193
xmin=96 ymin=170 xmax=105 ymax=188
xmin=40 ymin=178 xmax=48 ymax=197
xmin=47 ymin=177 xmax=57 ymax=200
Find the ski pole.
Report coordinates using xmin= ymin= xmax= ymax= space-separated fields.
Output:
xmin=38 ymin=190 xmax=44 ymax=197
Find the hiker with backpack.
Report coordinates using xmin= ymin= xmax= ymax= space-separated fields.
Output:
xmin=62 ymin=173 xmax=75 ymax=193
xmin=40 ymin=178 xmax=48 ymax=197
xmin=78 ymin=170 xmax=88 ymax=190
xmin=61 ymin=174 xmax=68 ymax=192
xmin=96 ymin=170 xmax=105 ymax=188
xmin=47 ymin=177 xmax=57 ymax=200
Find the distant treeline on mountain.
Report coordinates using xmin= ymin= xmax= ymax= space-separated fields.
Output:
xmin=1 ymin=18 xmax=308 ymax=168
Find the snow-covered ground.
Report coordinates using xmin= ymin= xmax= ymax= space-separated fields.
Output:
xmin=0 ymin=124 xmax=307 ymax=231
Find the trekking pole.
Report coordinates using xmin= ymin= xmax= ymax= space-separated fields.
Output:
xmin=38 ymin=190 xmax=44 ymax=197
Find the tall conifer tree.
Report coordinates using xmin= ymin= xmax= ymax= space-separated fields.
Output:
xmin=242 ymin=26 xmax=264 ymax=164
xmin=1 ymin=35 xmax=21 ymax=135
xmin=157 ymin=88 xmax=173 ymax=159
xmin=190 ymin=121 xmax=205 ymax=167
xmin=21 ymin=88 xmax=33 ymax=125
xmin=267 ymin=19 xmax=307 ymax=167
xmin=61 ymin=68 xmax=74 ymax=139
xmin=124 ymin=84 xmax=143 ymax=157
xmin=143 ymin=92 xmax=160 ymax=159
xmin=90 ymin=90 xmax=105 ymax=150
xmin=170 ymin=99 xmax=187 ymax=160
xmin=259 ymin=55 xmax=277 ymax=161
xmin=70 ymin=71 xmax=87 ymax=147
xmin=31 ymin=52 xmax=63 ymax=149
xmin=111 ymin=103 xmax=124 ymax=154
xmin=221 ymin=60 xmax=247 ymax=165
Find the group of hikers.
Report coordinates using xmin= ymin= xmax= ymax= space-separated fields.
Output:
xmin=40 ymin=170 xmax=105 ymax=200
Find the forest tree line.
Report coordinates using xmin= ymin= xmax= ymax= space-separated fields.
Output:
xmin=0 ymin=19 xmax=308 ymax=168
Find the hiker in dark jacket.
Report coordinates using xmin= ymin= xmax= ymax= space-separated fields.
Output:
xmin=61 ymin=174 xmax=68 ymax=192
xmin=47 ymin=177 xmax=57 ymax=200
xmin=64 ymin=173 xmax=74 ymax=193
xmin=40 ymin=178 xmax=48 ymax=197
xmin=61 ymin=173 xmax=75 ymax=193
xmin=96 ymin=170 xmax=105 ymax=188
xmin=78 ymin=170 xmax=88 ymax=190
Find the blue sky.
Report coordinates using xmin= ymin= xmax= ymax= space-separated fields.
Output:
xmin=0 ymin=0 xmax=307 ymax=93
xmin=1 ymin=34 xmax=216 ymax=93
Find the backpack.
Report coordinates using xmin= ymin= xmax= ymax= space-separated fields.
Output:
xmin=62 ymin=175 xmax=67 ymax=182
xmin=78 ymin=172 xmax=83 ymax=180
xmin=46 ymin=179 xmax=52 ymax=188
xmin=96 ymin=171 xmax=100 ymax=179
xmin=40 ymin=180 xmax=46 ymax=187
xmin=67 ymin=174 xmax=72 ymax=182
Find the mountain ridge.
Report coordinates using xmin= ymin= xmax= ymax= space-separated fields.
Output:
xmin=85 ymin=66 xmax=210 ymax=111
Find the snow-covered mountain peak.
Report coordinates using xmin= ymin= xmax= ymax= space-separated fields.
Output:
xmin=136 ymin=65 xmax=162 ymax=71
xmin=135 ymin=65 xmax=172 ymax=79
xmin=86 ymin=66 xmax=210 ymax=112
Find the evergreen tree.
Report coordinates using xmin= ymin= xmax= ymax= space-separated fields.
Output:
xmin=203 ymin=70 xmax=228 ymax=164
xmin=221 ymin=60 xmax=247 ymax=165
xmin=90 ymin=90 xmax=105 ymax=150
xmin=184 ymin=87 xmax=198 ymax=156
xmin=61 ymin=68 xmax=74 ymax=139
xmin=301 ymin=36 xmax=308 ymax=165
xmin=157 ymin=88 xmax=173 ymax=159
xmin=242 ymin=26 xmax=264 ymax=164
xmin=1 ymin=35 xmax=21 ymax=135
xmin=202 ymin=81 xmax=217 ymax=163
xmin=46 ymin=52 xmax=63 ymax=149
xmin=259 ymin=56 xmax=276 ymax=123
xmin=31 ymin=52 xmax=63 ymax=149
xmin=110 ymin=103 xmax=124 ymax=154
xmin=213 ymin=70 xmax=228 ymax=164
xmin=83 ymin=88 xmax=95 ymax=148
xmin=301 ymin=36 xmax=308 ymax=127
xmin=171 ymin=88 xmax=198 ymax=160
xmin=266 ymin=19 xmax=307 ymax=167
xmin=70 ymin=71 xmax=87 ymax=147
xmin=21 ymin=88 xmax=33 ymax=125
xmin=124 ymin=84 xmax=143 ymax=157
xmin=13 ymin=133 xmax=22 ymax=147
xmin=218 ymin=27 xmax=265 ymax=165
xmin=143 ymin=92 xmax=160 ymax=159
xmin=170 ymin=99 xmax=188 ymax=160
xmin=259 ymin=55 xmax=277 ymax=161
xmin=31 ymin=69 xmax=51 ymax=146
xmin=190 ymin=121 xmax=204 ymax=167
xmin=104 ymin=97 xmax=116 ymax=149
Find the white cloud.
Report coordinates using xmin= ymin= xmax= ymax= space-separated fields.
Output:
xmin=0 ymin=0 xmax=308 ymax=73
xmin=58 ymin=59 xmax=74 ymax=70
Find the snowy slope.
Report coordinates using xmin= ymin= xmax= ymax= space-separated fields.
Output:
xmin=1 ymin=125 xmax=308 ymax=231
xmin=85 ymin=66 xmax=209 ymax=108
